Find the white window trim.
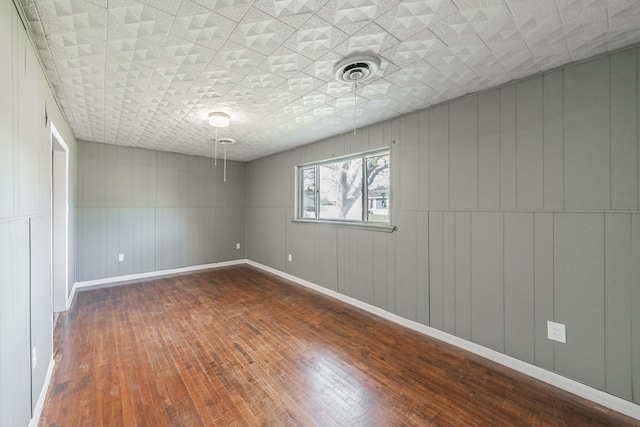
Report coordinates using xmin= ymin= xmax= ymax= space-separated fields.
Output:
xmin=293 ymin=147 xmax=395 ymax=232
xmin=291 ymin=218 xmax=396 ymax=232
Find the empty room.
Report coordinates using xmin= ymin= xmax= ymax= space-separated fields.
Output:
xmin=1 ymin=0 xmax=640 ymax=425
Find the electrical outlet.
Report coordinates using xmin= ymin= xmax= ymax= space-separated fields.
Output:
xmin=288 ymin=254 xmax=292 ymax=262
xmin=32 ymin=347 xmax=37 ymax=370
xmin=547 ymin=321 xmax=566 ymax=343
xmin=118 ymin=253 xmax=124 ymax=262
xmin=236 ymin=243 xmax=240 ymax=250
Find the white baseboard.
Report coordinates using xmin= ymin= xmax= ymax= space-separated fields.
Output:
xmin=246 ymin=260 xmax=640 ymax=421
xmin=69 ymin=259 xmax=248 ymax=310
xmin=66 ymin=283 xmax=76 ymax=311
xmin=30 ymin=357 xmax=55 ymax=427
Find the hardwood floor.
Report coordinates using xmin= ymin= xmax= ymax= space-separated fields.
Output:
xmin=40 ymin=265 xmax=637 ymax=426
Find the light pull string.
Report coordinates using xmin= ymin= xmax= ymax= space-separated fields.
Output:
xmin=353 ymin=80 xmax=358 ymax=135
xmin=223 ymin=147 xmax=227 ymax=182
xmin=214 ymin=127 xmax=218 ymax=166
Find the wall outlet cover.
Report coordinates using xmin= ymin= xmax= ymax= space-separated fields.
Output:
xmin=547 ymin=321 xmax=567 ymax=343
xmin=118 ymin=253 xmax=124 ymax=262
xmin=236 ymin=243 xmax=240 ymax=249
xmin=288 ymin=254 xmax=292 ymax=262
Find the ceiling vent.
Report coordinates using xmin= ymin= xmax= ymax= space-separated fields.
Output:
xmin=217 ymin=138 xmax=236 ymax=145
xmin=333 ymin=55 xmax=381 ymax=83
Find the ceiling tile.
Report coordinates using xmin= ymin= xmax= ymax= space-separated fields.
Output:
xmin=138 ymin=0 xmax=181 ymax=15
xmin=158 ymin=34 xmax=217 ymax=71
xmin=609 ymin=1 xmax=640 ymax=31
xmin=16 ymin=0 xmax=640 ymax=161
xmin=208 ymin=40 xmax=267 ymax=76
xmin=342 ymin=21 xmax=399 ymax=55
xmin=253 ymin=0 xmax=325 ymax=28
xmin=171 ymin=1 xmax=238 ymax=49
xmin=380 ymin=28 xmax=444 ymax=67
xmin=287 ymin=14 xmax=349 ymax=60
xmin=38 ymin=2 xmax=108 ymax=40
xmin=108 ymin=0 xmax=174 ymax=45
xmin=107 ymin=35 xmax=163 ymax=68
xmin=227 ymin=7 xmax=297 ymax=55
xmin=191 ymin=0 xmax=255 ymax=22
xmin=390 ymin=0 xmax=457 ymax=34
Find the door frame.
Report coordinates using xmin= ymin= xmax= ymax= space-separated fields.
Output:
xmin=51 ymin=122 xmax=69 ymax=312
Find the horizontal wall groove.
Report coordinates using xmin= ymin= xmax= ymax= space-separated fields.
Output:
xmin=249 ymin=208 xmax=640 ymax=214
xmin=407 ymin=209 xmax=640 ymax=214
xmin=0 ymin=211 xmax=51 ymax=224
xmin=76 ymin=205 xmax=246 ymax=208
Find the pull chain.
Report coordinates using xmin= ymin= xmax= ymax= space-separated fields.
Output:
xmin=223 ymin=147 xmax=227 ymax=182
xmin=353 ymin=81 xmax=358 ymax=135
xmin=214 ymin=127 xmax=218 ymax=166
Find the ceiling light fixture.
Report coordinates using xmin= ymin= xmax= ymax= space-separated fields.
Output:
xmin=208 ymin=112 xmax=230 ymax=127
xmin=333 ymin=55 xmax=380 ymax=135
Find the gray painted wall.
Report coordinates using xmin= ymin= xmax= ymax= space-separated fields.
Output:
xmin=75 ymin=141 xmax=246 ymax=282
xmin=0 ymin=0 xmax=77 ymax=425
xmin=246 ymin=47 xmax=640 ymax=404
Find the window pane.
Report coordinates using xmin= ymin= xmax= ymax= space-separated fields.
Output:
xmin=300 ymin=167 xmax=316 ymax=218
xmin=366 ymin=153 xmax=390 ymax=222
xmin=319 ymin=158 xmax=363 ymax=220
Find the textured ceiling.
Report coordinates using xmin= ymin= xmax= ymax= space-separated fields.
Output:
xmin=18 ymin=0 xmax=640 ymax=161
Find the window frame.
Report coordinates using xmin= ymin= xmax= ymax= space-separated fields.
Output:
xmin=293 ymin=148 xmax=395 ymax=232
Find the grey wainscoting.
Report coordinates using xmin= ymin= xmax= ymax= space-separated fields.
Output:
xmin=76 ymin=142 xmax=247 ymax=282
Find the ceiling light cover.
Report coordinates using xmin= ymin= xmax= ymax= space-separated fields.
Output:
xmin=334 ymin=55 xmax=381 ymax=83
xmin=217 ymin=138 xmax=236 ymax=145
xmin=208 ymin=112 xmax=230 ymax=127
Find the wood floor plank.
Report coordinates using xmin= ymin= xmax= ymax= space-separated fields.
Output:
xmin=39 ymin=265 xmax=637 ymax=426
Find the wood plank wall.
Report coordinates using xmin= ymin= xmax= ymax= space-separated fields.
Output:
xmin=246 ymin=47 xmax=640 ymax=405
xmin=75 ymin=142 xmax=247 ymax=282
xmin=0 ymin=0 xmax=78 ymax=425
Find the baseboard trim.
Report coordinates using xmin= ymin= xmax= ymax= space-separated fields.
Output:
xmin=246 ymin=260 xmax=640 ymax=421
xmin=69 ymin=259 xmax=248 ymax=309
xmin=30 ymin=357 xmax=55 ymax=427
xmin=66 ymin=282 xmax=76 ymax=311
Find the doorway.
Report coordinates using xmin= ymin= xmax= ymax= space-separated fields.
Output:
xmin=51 ymin=123 xmax=69 ymax=312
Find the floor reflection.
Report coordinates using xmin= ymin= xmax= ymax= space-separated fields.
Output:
xmin=304 ymin=349 xmax=377 ymax=425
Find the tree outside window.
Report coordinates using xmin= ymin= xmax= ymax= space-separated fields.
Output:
xmin=297 ymin=149 xmax=390 ymax=223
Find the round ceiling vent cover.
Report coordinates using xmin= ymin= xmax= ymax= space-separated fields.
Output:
xmin=217 ymin=138 xmax=236 ymax=145
xmin=333 ymin=55 xmax=381 ymax=83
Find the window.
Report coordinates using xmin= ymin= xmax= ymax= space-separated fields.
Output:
xmin=296 ymin=149 xmax=391 ymax=225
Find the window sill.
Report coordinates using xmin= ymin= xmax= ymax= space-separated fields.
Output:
xmin=291 ymin=219 xmax=396 ymax=233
